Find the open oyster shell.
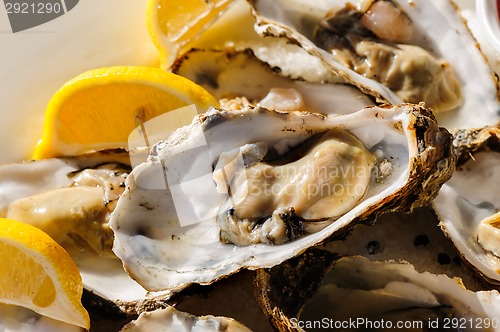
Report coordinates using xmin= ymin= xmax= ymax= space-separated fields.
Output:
xmin=433 ymin=125 xmax=500 ymax=284
xmin=120 ymin=306 xmax=252 ymax=332
xmin=172 ymin=48 xmax=375 ymax=115
xmin=255 ymin=252 xmax=500 ymax=332
xmin=189 ymin=0 xmax=338 ymax=83
xmin=0 ymin=150 xmax=171 ymax=312
xmin=248 ymin=0 xmax=500 ymax=129
xmin=110 ymin=103 xmax=454 ymax=292
xmin=0 ymin=303 xmax=83 ymax=332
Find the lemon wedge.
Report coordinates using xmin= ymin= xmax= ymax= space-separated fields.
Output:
xmin=32 ymin=66 xmax=218 ymax=159
xmin=0 ymin=218 xmax=90 ymax=329
xmin=146 ymin=0 xmax=234 ymax=68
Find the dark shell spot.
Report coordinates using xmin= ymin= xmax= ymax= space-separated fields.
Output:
xmin=196 ymin=73 xmax=219 ymax=90
xmin=414 ymin=234 xmax=429 ymax=247
xmin=437 ymin=253 xmax=451 ymax=265
xmin=136 ymin=226 xmax=148 ymax=237
xmin=367 ymin=240 xmax=380 ymax=255
xmin=139 ymin=202 xmax=154 ymax=211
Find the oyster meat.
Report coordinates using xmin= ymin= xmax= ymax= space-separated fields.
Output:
xmin=0 ymin=150 xmax=161 ymax=306
xmin=249 ymin=0 xmax=500 ymax=129
xmin=6 ymin=163 xmax=128 ymax=257
xmin=110 ymin=103 xmax=454 ymax=292
xmin=314 ymin=1 xmax=462 ymax=114
xmin=215 ymin=129 xmax=377 ymax=245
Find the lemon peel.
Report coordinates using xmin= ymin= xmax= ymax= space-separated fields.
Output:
xmin=33 ymin=66 xmax=218 ymax=159
xmin=146 ymin=0 xmax=234 ymax=69
xmin=0 ymin=218 xmax=90 ymax=329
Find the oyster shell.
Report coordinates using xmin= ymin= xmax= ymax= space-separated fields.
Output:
xmin=110 ymin=103 xmax=454 ymax=292
xmin=324 ymin=207 xmax=485 ymax=291
xmin=255 ymin=252 xmax=500 ymax=332
xmin=0 ymin=150 xmax=167 ymax=309
xmin=189 ymin=0 xmax=337 ymax=83
xmin=0 ymin=303 xmax=83 ymax=332
xmin=172 ymin=48 xmax=375 ymax=115
xmin=120 ymin=306 xmax=252 ymax=332
xmin=433 ymin=125 xmax=500 ymax=284
xmin=249 ymin=0 xmax=500 ymax=129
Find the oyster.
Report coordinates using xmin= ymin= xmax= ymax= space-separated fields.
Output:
xmin=0 ymin=150 xmax=166 ymax=308
xmin=214 ymin=129 xmax=376 ymax=246
xmin=249 ymin=0 xmax=500 ymax=129
xmin=110 ymin=103 xmax=454 ymax=292
xmin=172 ymin=48 xmax=375 ymax=114
xmin=6 ymin=163 xmax=128 ymax=258
xmin=189 ymin=0 xmax=337 ymax=83
xmin=433 ymin=125 xmax=500 ymax=284
xmin=120 ymin=306 xmax=252 ymax=332
xmin=255 ymin=252 xmax=500 ymax=331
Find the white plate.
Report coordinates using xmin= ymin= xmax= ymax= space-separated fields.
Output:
xmin=0 ymin=1 xmax=157 ymax=164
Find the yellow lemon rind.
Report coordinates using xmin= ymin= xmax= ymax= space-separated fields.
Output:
xmin=32 ymin=66 xmax=218 ymax=159
xmin=0 ymin=218 xmax=90 ymax=329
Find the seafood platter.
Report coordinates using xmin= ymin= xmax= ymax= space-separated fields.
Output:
xmin=1 ymin=0 xmax=500 ymax=331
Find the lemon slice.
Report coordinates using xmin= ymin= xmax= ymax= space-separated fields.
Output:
xmin=146 ymin=0 xmax=234 ymax=68
xmin=32 ymin=66 xmax=218 ymax=159
xmin=0 ymin=218 xmax=90 ymax=329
